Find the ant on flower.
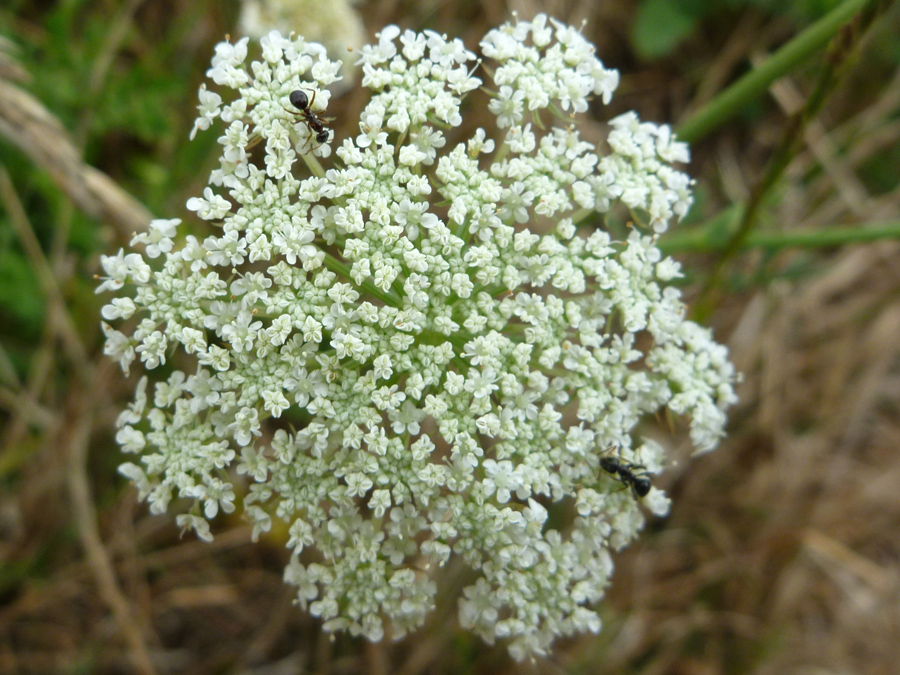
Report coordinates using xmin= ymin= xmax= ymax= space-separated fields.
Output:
xmin=286 ymin=89 xmax=332 ymax=150
xmin=600 ymin=453 xmax=652 ymax=499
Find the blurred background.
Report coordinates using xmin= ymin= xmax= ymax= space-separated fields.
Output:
xmin=1 ymin=0 xmax=900 ymax=673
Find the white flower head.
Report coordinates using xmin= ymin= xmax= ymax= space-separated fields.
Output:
xmin=99 ymin=18 xmax=735 ymax=659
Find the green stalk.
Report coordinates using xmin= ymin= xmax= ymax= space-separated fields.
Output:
xmin=660 ymin=220 xmax=900 ymax=254
xmin=300 ymin=151 xmax=326 ymax=179
xmin=691 ymin=0 xmax=888 ymax=318
xmin=675 ymin=0 xmax=872 ymax=144
xmin=322 ymin=253 xmax=402 ymax=307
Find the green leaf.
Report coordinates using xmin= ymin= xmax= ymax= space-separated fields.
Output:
xmin=632 ymin=0 xmax=700 ymax=59
xmin=0 ymin=245 xmax=45 ymax=338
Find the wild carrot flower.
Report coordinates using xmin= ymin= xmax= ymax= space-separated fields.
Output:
xmin=99 ymin=14 xmax=737 ymax=659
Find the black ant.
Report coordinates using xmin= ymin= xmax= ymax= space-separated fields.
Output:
xmin=600 ymin=454 xmax=652 ymax=499
xmin=287 ymin=89 xmax=331 ymax=149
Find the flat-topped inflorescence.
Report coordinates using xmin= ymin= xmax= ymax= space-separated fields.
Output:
xmin=98 ymin=15 xmax=738 ymax=660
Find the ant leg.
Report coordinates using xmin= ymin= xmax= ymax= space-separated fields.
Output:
xmin=297 ymin=128 xmax=325 ymax=154
xmin=307 ymin=89 xmax=318 ymax=111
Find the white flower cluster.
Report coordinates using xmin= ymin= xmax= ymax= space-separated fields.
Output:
xmin=98 ymin=15 xmax=737 ymax=659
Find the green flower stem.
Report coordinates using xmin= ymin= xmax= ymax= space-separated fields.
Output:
xmin=675 ymin=0 xmax=873 ymax=144
xmin=570 ymin=207 xmax=594 ymax=226
xmin=660 ymin=219 xmax=900 ymax=254
xmin=492 ymin=139 xmax=511 ymax=166
xmin=322 ymin=253 xmax=402 ymax=307
xmin=420 ymin=328 xmax=469 ymax=352
xmin=300 ymin=151 xmax=326 ymax=178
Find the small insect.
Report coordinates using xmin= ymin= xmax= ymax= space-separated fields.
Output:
xmin=601 ymin=455 xmax=652 ymax=499
xmin=287 ymin=89 xmax=331 ymax=149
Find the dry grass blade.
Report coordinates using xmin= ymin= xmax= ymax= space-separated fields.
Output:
xmin=63 ymin=375 xmax=159 ymax=675
xmin=0 ymin=78 xmax=152 ymax=236
xmin=0 ymin=35 xmax=29 ymax=83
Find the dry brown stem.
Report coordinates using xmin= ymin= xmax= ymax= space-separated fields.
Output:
xmin=0 ymin=78 xmax=152 ymax=236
